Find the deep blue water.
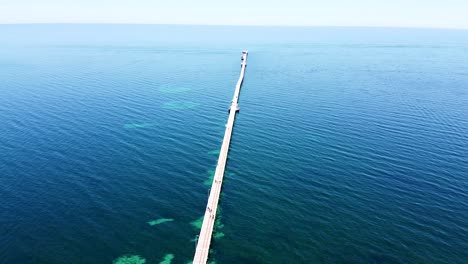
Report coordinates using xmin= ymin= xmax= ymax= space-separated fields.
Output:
xmin=0 ymin=25 xmax=467 ymax=264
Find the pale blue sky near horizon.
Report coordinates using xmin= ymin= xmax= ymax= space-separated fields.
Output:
xmin=1 ymin=0 xmax=468 ymax=29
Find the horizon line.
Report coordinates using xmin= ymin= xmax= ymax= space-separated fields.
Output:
xmin=1 ymin=22 xmax=468 ymax=31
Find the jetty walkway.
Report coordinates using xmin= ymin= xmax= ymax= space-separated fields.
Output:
xmin=193 ymin=51 xmax=248 ymax=264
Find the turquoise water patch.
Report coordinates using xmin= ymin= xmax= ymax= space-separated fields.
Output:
xmin=113 ymin=255 xmax=146 ymax=264
xmin=159 ymin=84 xmax=191 ymax=94
xmin=207 ymin=149 xmax=220 ymax=155
xmin=190 ymin=216 xmax=204 ymax=230
xmin=123 ymin=123 xmax=155 ymax=129
xmin=147 ymin=218 xmax=174 ymax=226
xmin=214 ymin=220 xmax=224 ymax=230
xmin=159 ymin=253 xmax=174 ymax=264
xmin=213 ymin=208 xmax=224 ymax=240
xmin=203 ymin=170 xmax=216 ymax=186
xmin=162 ymin=101 xmax=200 ymax=110
xmin=215 ymin=211 xmax=223 ymax=229
xmin=213 ymin=232 xmax=224 ymax=239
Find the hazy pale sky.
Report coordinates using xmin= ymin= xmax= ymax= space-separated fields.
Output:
xmin=1 ymin=0 xmax=468 ymax=29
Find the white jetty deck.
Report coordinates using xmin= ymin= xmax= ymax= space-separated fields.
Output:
xmin=193 ymin=51 xmax=248 ymax=264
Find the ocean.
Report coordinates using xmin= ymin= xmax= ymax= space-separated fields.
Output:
xmin=0 ymin=25 xmax=467 ymax=264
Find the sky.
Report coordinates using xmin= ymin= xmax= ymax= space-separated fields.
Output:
xmin=1 ymin=0 xmax=468 ymax=29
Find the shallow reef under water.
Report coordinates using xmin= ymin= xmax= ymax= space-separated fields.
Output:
xmin=158 ymin=253 xmax=174 ymax=264
xmin=162 ymin=101 xmax=200 ymax=110
xmin=113 ymin=255 xmax=146 ymax=264
xmin=147 ymin=218 xmax=174 ymax=226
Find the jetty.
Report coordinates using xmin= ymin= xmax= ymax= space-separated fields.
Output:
xmin=193 ymin=51 xmax=248 ymax=264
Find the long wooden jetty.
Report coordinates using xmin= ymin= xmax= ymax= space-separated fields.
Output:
xmin=193 ymin=51 xmax=248 ymax=264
